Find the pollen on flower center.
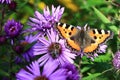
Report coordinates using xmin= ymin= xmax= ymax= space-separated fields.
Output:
xmin=34 ymin=76 xmax=48 ymax=80
xmin=48 ymin=42 xmax=62 ymax=59
xmin=9 ymin=26 xmax=16 ymax=32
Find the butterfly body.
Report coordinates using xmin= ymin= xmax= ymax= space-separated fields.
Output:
xmin=70 ymin=28 xmax=95 ymax=50
xmin=55 ymin=22 xmax=113 ymax=54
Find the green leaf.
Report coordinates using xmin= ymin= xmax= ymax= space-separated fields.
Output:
xmin=93 ymin=7 xmax=118 ymax=34
xmin=82 ymin=73 xmax=101 ymax=80
xmin=93 ymin=7 xmax=110 ymax=23
xmin=80 ymin=0 xmax=105 ymax=10
xmin=81 ymin=66 xmax=92 ymax=73
xmin=87 ymin=0 xmax=105 ymax=7
xmin=94 ymin=53 xmax=112 ymax=62
xmin=0 ymin=69 xmax=9 ymax=77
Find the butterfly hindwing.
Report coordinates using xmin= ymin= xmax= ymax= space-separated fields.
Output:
xmin=66 ymin=39 xmax=80 ymax=51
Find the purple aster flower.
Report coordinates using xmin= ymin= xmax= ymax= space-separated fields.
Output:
xmin=62 ymin=63 xmax=80 ymax=80
xmin=4 ymin=19 xmax=22 ymax=38
xmin=14 ymin=34 xmax=39 ymax=63
xmin=16 ymin=61 xmax=66 ymax=80
xmin=0 ymin=0 xmax=11 ymax=4
xmin=33 ymin=28 xmax=76 ymax=66
xmin=97 ymin=44 xmax=107 ymax=53
xmin=112 ymin=51 xmax=120 ymax=69
xmin=28 ymin=5 xmax=64 ymax=33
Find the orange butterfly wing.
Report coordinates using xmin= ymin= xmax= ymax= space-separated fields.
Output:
xmin=84 ymin=29 xmax=113 ymax=53
xmin=56 ymin=22 xmax=113 ymax=53
xmin=56 ymin=22 xmax=80 ymax=51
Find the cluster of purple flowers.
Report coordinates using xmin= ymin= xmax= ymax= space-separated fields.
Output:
xmin=0 ymin=1 xmax=118 ymax=80
xmin=0 ymin=4 xmax=80 ymax=79
xmin=15 ymin=5 xmax=80 ymax=80
xmin=16 ymin=61 xmax=80 ymax=80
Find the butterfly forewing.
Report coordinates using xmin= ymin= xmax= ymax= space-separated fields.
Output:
xmin=56 ymin=22 xmax=79 ymax=39
xmin=88 ymin=29 xmax=113 ymax=44
xmin=56 ymin=22 xmax=81 ymax=51
xmin=84 ymin=29 xmax=113 ymax=53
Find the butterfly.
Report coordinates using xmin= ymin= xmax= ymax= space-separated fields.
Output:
xmin=55 ymin=22 xmax=113 ymax=54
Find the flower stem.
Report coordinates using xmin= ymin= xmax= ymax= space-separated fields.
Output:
xmin=0 ymin=5 xmax=5 ymax=33
xmin=9 ymin=52 xmax=13 ymax=80
xmin=9 ymin=45 xmax=14 ymax=80
xmin=75 ymin=57 xmax=82 ymax=78
xmin=101 ymin=68 xmax=113 ymax=74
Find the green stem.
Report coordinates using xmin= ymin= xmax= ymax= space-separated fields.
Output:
xmin=9 ymin=51 xmax=13 ymax=80
xmin=101 ymin=68 xmax=113 ymax=74
xmin=0 ymin=5 xmax=5 ymax=33
xmin=9 ymin=43 xmax=14 ymax=80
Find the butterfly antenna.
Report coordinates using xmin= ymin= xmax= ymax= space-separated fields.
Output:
xmin=84 ymin=23 xmax=88 ymax=28
xmin=83 ymin=23 xmax=90 ymax=31
xmin=81 ymin=24 xmax=87 ymax=30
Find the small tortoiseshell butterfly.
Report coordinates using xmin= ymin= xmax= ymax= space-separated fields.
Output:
xmin=55 ymin=22 xmax=113 ymax=54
